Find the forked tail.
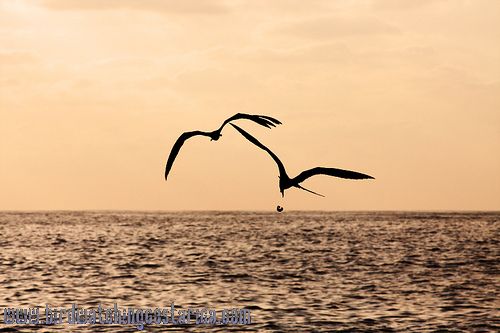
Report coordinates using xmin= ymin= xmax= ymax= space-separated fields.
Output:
xmin=295 ymin=184 xmax=325 ymax=197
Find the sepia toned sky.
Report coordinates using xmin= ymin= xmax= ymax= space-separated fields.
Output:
xmin=1 ymin=0 xmax=499 ymax=210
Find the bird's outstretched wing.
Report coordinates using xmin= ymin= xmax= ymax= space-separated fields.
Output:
xmin=165 ymin=114 xmax=280 ymax=181
xmin=230 ymin=123 xmax=287 ymax=177
xmin=220 ymin=113 xmax=282 ymax=131
xmin=293 ymin=167 xmax=374 ymax=184
xmin=165 ymin=130 xmax=210 ymax=180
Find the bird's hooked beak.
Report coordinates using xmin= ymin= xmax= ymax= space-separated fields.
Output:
xmin=278 ymin=176 xmax=284 ymax=197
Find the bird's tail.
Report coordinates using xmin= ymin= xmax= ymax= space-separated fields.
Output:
xmin=295 ymin=184 xmax=325 ymax=197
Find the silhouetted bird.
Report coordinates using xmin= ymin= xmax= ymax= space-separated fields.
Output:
xmin=231 ymin=123 xmax=374 ymax=197
xmin=165 ymin=113 xmax=281 ymax=180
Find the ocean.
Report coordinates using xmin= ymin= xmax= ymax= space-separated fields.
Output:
xmin=0 ymin=211 xmax=498 ymax=332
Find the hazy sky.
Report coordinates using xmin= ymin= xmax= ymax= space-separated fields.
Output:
xmin=1 ymin=0 xmax=499 ymax=210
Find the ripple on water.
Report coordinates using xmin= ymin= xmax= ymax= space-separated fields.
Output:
xmin=0 ymin=211 xmax=498 ymax=332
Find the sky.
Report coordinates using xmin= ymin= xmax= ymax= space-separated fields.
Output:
xmin=1 ymin=0 xmax=499 ymax=210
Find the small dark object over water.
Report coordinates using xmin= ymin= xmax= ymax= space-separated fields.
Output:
xmin=277 ymin=206 xmax=284 ymax=212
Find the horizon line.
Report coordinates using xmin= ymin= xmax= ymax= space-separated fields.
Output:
xmin=1 ymin=209 xmax=499 ymax=213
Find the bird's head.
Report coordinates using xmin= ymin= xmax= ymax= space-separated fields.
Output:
xmin=279 ymin=179 xmax=284 ymax=197
xmin=210 ymin=131 xmax=222 ymax=141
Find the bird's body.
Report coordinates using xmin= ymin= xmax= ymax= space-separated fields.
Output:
xmin=165 ymin=113 xmax=281 ymax=180
xmin=230 ymin=123 xmax=374 ymax=197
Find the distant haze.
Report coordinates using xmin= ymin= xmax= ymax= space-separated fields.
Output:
xmin=1 ymin=0 xmax=499 ymax=210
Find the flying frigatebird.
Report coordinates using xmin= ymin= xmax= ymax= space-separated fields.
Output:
xmin=165 ymin=113 xmax=281 ymax=180
xmin=230 ymin=123 xmax=374 ymax=197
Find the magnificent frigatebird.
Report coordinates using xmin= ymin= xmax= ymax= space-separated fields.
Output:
xmin=230 ymin=123 xmax=374 ymax=197
xmin=165 ymin=113 xmax=281 ymax=180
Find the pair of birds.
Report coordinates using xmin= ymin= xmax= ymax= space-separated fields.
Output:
xmin=164 ymin=113 xmax=374 ymax=199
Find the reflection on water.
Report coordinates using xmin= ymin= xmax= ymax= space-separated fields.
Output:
xmin=0 ymin=211 xmax=498 ymax=332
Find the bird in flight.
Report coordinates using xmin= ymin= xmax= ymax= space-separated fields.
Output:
xmin=165 ymin=113 xmax=281 ymax=180
xmin=230 ymin=123 xmax=374 ymax=197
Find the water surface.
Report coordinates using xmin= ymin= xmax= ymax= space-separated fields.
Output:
xmin=0 ymin=211 xmax=498 ymax=332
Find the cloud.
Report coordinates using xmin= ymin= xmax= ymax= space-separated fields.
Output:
xmin=237 ymin=43 xmax=352 ymax=64
xmin=277 ymin=16 xmax=399 ymax=39
xmin=172 ymin=67 xmax=262 ymax=94
xmin=371 ymin=0 xmax=445 ymax=11
xmin=39 ymin=0 xmax=228 ymax=14
xmin=0 ymin=51 xmax=38 ymax=66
